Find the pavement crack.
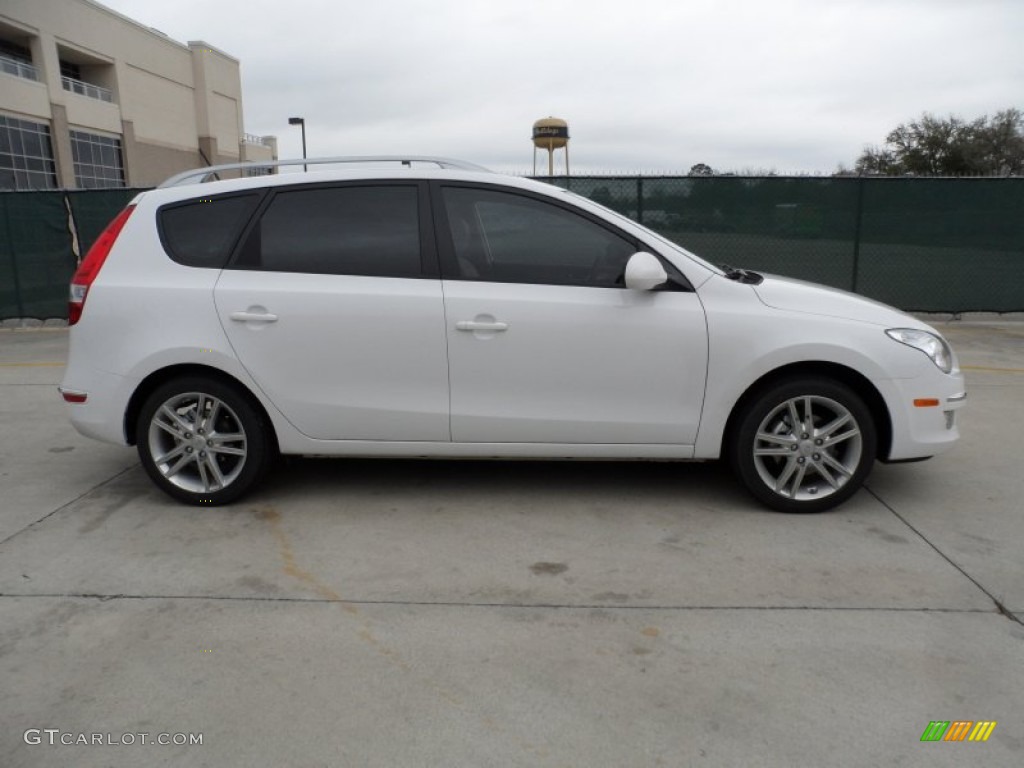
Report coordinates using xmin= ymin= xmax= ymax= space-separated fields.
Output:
xmin=993 ymin=600 xmax=1023 ymax=626
xmin=866 ymin=485 xmax=1024 ymax=627
xmin=0 ymin=464 xmax=137 ymax=549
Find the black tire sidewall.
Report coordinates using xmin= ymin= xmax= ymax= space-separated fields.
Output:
xmin=731 ymin=378 xmax=878 ymax=513
xmin=136 ymin=376 xmax=270 ymax=506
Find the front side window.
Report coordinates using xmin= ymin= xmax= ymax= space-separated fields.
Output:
xmin=239 ymin=185 xmax=422 ymax=278
xmin=69 ymin=130 xmax=124 ymax=189
xmin=441 ymin=186 xmax=636 ymax=287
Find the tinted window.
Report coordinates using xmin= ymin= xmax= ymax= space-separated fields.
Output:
xmin=244 ymin=186 xmax=421 ymax=277
xmin=160 ymin=194 xmax=259 ymax=268
xmin=442 ymin=187 xmax=635 ymax=287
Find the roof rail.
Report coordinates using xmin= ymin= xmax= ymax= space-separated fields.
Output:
xmin=158 ymin=156 xmax=491 ymax=188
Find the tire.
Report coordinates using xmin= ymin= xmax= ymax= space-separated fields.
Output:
xmin=136 ymin=376 xmax=273 ymax=505
xmin=730 ymin=377 xmax=877 ymax=513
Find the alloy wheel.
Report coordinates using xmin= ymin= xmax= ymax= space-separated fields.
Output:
xmin=751 ymin=394 xmax=863 ymax=502
xmin=146 ymin=391 xmax=248 ymax=494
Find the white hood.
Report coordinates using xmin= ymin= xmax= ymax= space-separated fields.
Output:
xmin=752 ymin=274 xmax=927 ymax=329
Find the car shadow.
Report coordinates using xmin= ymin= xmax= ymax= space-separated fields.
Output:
xmin=254 ymin=456 xmax=751 ymax=511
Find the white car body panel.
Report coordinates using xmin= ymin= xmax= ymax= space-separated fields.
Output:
xmin=213 ymin=271 xmax=450 ymax=441
xmin=753 ymin=274 xmax=925 ymax=325
xmin=442 ymin=280 xmax=708 ymax=444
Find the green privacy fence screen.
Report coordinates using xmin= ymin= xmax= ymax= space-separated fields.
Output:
xmin=65 ymin=188 xmax=142 ymax=263
xmin=1 ymin=178 xmax=1022 ymax=319
xmin=1 ymin=189 xmax=146 ymax=320
xmin=544 ymin=176 xmax=1024 ymax=312
xmin=0 ymin=192 xmax=70 ymax=320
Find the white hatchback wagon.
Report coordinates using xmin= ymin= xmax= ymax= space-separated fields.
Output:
xmin=60 ymin=157 xmax=966 ymax=512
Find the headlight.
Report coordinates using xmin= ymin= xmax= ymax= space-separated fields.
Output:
xmin=885 ymin=328 xmax=955 ymax=373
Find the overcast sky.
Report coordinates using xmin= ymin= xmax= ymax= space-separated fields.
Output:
xmin=99 ymin=0 xmax=1023 ymax=174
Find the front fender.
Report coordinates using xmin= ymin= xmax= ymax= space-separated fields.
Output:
xmin=692 ymin=280 xmax=931 ymax=459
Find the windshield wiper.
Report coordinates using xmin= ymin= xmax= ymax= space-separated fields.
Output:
xmin=720 ymin=264 xmax=764 ymax=285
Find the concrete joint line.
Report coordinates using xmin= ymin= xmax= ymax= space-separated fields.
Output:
xmin=866 ymin=485 xmax=1024 ymax=627
xmin=0 ymin=593 xmax=1005 ymax=615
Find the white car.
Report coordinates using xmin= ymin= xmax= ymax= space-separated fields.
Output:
xmin=59 ymin=157 xmax=966 ymax=512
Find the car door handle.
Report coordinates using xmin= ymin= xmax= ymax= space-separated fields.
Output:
xmin=230 ymin=311 xmax=278 ymax=323
xmin=455 ymin=320 xmax=508 ymax=332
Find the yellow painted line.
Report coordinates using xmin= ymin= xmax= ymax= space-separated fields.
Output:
xmin=0 ymin=362 xmax=65 ymax=367
xmin=961 ymin=364 xmax=1024 ymax=374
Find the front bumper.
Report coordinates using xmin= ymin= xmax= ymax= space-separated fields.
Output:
xmin=879 ymin=370 xmax=966 ymax=461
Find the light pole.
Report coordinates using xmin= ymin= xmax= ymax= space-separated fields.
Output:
xmin=288 ymin=117 xmax=306 ymax=171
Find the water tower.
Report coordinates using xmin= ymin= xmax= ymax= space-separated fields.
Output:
xmin=532 ymin=117 xmax=570 ymax=176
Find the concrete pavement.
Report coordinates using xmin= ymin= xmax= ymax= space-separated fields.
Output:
xmin=1 ymin=324 xmax=1021 ymax=767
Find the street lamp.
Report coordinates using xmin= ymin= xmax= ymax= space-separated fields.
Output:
xmin=288 ymin=117 xmax=306 ymax=171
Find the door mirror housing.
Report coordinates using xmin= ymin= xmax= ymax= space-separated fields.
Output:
xmin=624 ymin=252 xmax=668 ymax=291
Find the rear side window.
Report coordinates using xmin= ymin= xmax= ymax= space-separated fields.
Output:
xmin=237 ymin=186 xmax=421 ymax=277
xmin=159 ymin=194 xmax=260 ymax=268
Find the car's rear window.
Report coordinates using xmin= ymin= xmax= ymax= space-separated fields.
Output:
xmin=236 ymin=185 xmax=422 ymax=278
xmin=158 ymin=193 xmax=260 ymax=268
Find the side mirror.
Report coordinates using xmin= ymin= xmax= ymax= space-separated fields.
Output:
xmin=624 ymin=252 xmax=668 ymax=291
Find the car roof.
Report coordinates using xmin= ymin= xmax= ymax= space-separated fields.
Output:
xmin=137 ymin=166 xmax=566 ymax=206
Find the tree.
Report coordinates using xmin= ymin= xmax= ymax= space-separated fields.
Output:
xmin=688 ymin=163 xmax=715 ymax=177
xmin=855 ymin=109 xmax=1024 ymax=175
xmin=965 ymin=109 xmax=1024 ymax=174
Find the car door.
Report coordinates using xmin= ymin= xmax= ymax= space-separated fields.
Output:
xmin=214 ymin=181 xmax=450 ymax=441
xmin=436 ymin=183 xmax=708 ymax=446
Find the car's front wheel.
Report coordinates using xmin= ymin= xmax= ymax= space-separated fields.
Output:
xmin=137 ymin=376 xmax=272 ymax=505
xmin=731 ymin=377 xmax=878 ymax=513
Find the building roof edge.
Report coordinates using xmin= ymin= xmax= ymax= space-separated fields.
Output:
xmin=75 ymin=0 xmax=236 ymax=58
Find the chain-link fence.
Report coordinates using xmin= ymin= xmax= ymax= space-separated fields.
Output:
xmin=544 ymin=176 xmax=1024 ymax=312
xmin=1 ymin=178 xmax=1022 ymax=320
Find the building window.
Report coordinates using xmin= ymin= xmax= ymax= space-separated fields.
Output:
xmin=0 ymin=39 xmax=39 ymax=81
xmin=0 ymin=115 xmax=58 ymax=190
xmin=69 ymin=129 xmax=125 ymax=188
xmin=0 ymin=40 xmax=32 ymax=64
xmin=59 ymin=60 xmax=82 ymax=81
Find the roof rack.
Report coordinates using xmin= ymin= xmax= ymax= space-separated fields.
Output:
xmin=158 ymin=156 xmax=491 ymax=188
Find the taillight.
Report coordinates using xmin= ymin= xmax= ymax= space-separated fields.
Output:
xmin=69 ymin=204 xmax=135 ymax=325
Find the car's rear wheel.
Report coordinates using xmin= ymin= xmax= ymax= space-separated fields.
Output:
xmin=731 ymin=377 xmax=877 ymax=513
xmin=137 ymin=376 xmax=272 ymax=505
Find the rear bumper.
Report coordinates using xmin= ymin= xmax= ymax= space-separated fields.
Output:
xmin=59 ymin=365 xmax=136 ymax=445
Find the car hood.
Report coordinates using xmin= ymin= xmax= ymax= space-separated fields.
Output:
xmin=752 ymin=274 xmax=926 ymax=329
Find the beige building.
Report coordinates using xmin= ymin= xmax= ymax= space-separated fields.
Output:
xmin=0 ymin=0 xmax=276 ymax=189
